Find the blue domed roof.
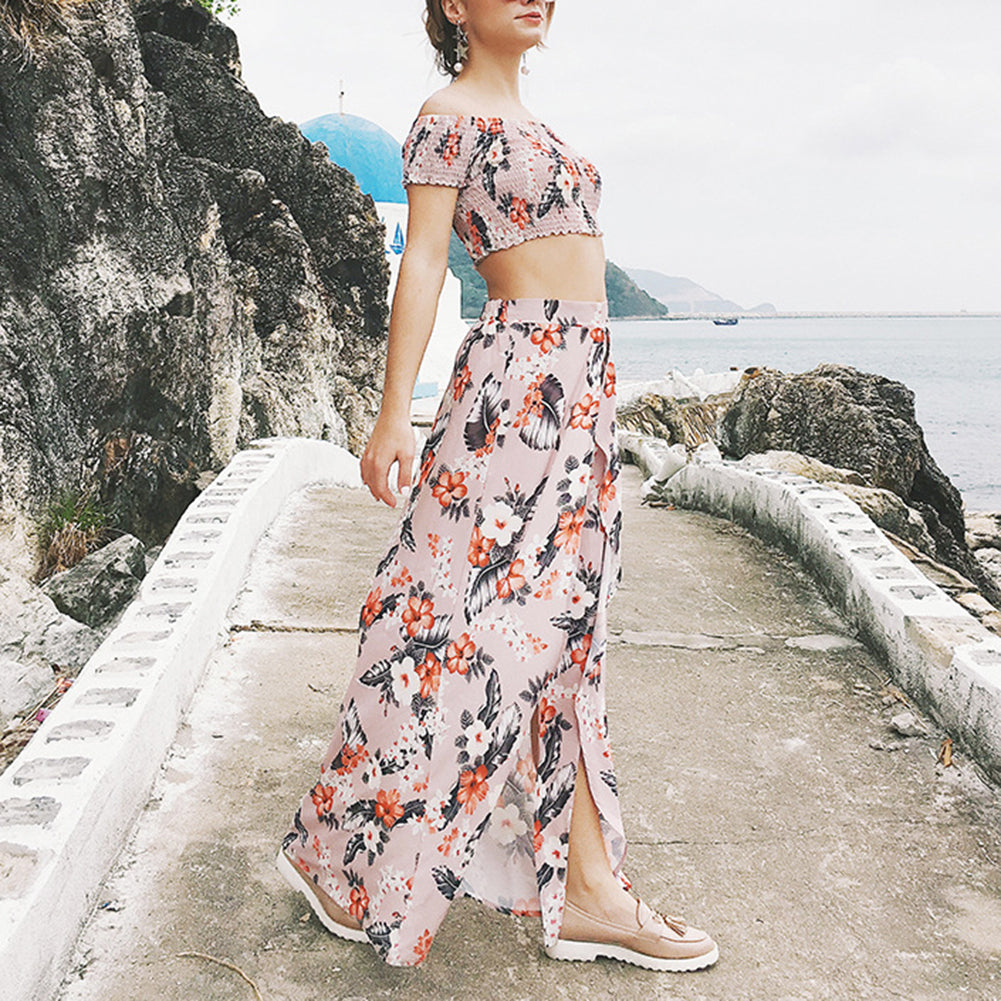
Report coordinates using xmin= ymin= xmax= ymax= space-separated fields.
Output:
xmin=299 ymin=112 xmax=406 ymax=204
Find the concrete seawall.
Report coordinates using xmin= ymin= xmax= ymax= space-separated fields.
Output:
xmin=4 ymin=431 xmax=1001 ymax=999
xmin=0 ymin=438 xmax=362 ymax=1001
xmin=620 ymin=431 xmax=1001 ymax=782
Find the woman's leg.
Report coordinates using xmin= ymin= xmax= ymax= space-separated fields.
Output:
xmin=563 ymin=750 xmax=639 ymax=924
xmin=531 ymin=696 xmax=636 ymax=926
xmin=554 ymin=748 xmax=720 ymax=969
xmin=285 ymin=853 xmax=363 ymax=930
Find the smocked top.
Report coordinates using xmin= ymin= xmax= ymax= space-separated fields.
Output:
xmin=401 ymin=112 xmax=603 ymax=265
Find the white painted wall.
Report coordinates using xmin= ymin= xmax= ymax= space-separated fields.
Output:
xmin=374 ymin=201 xmax=470 ymax=401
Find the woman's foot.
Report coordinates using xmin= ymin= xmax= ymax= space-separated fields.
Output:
xmin=274 ymin=848 xmax=367 ymax=942
xmin=551 ymin=881 xmax=718 ymax=972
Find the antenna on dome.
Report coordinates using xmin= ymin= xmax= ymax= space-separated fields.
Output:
xmin=339 ymin=79 xmax=345 ymax=115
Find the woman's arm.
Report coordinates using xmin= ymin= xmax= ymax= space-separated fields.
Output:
xmin=360 ymin=182 xmax=459 ymax=507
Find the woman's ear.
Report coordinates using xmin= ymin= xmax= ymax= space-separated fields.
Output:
xmin=440 ymin=0 xmax=464 ymax=25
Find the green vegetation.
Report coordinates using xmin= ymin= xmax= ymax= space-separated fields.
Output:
xmin=37 ymin=485 xmax=113 ymax=581
xmin=449 ymin=233 xmax=489 ymax=317
xmin=604 ymin=260 xmax=668 ymax=318
xmin=193 ymin=0 xmax=241 ymax=17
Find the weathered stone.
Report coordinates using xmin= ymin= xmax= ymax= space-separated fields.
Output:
xmin=718 ymin=364 xmax=999 ymax=605
xmin=979 ymin=612 xmax=1001 ymax=637
xmin=616 ymin=394 xmax=687 ymax=443
xmin=0 ymin=796 xmax=61 ymax=828
xmin=975 ymin=548 xmax=1001 ymax=593
xmin=39 ymin=534 xmax=146 ymax=628
xmin=737 ymin=448 xmax=869 ymax=486
xmin=966 ymin=512 xmax=1001 ymax=551
xmin=954 ymin=592 xmax=1000 ymax=617
xmin=0 ymin=658 xmax=53 ymax=725
xmin=0 ymin=565 xmax=100 ymax=728
xmin=826 ymin=482 xmax=938 ymax=557
xmin=617 ymin=391 xmax=738 ymax=455
xmin=143 ymin=544 xmax=164 ymax=573
xmin=889 ymin=710 xmax=930 ymax=738
xmin=0 ymin=0 xmax=387 ymax=576
xmin=12 ymin=756 xmax=91 ymax=785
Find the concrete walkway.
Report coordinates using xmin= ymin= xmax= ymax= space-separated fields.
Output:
xmin=54 ymin=465 xmax=1001 ymax=1001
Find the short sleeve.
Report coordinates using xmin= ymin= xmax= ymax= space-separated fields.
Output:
xmin=401 ymin=115 xmax=472 ymax=188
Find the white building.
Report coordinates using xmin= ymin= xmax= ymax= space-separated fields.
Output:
xmin=298 ymin=112 xmax=469 ymax=414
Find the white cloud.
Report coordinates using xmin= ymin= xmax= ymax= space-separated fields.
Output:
xmin=229 ymin=0 xmax=1001 ymax=311
xmin=807 ymin=57 xmax=1001 ymax=159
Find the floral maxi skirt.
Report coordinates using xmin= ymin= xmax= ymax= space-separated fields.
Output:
xmin=282 ymin=297 xmax=628 ymax=966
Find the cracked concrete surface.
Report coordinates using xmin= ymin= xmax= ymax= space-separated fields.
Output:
xmin=54 ymin=465 xmax=1001 ymax=1001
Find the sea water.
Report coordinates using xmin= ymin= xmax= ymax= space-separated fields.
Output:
xmin=609 ymin=315 xmax=1001 ymax=512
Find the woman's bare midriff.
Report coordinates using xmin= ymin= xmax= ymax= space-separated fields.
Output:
xmin=475 ymin=233 xmax=607 ymax=302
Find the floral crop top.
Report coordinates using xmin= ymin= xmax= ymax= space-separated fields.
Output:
xmin=401 ymin=113 xmax=603 ymax=265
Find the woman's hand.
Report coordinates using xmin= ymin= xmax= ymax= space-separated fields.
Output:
xmin=360 ymin=412 xmax=416 ymax=508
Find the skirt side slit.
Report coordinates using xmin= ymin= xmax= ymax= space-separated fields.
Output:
xmin=282 ymin=296 xmax=626 ymax=966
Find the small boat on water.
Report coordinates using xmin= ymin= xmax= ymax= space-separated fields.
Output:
xmin=713 ymin=317 xmax=739 ymax=326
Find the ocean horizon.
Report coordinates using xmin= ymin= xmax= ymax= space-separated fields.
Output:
xmin=609 ymin=314 xmax=1001 ymax=513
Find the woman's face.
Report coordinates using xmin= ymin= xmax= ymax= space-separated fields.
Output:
xmin=446 ymin=0 xmax=552 ymax=57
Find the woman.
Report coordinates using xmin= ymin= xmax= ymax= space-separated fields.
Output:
xmin=276 ymin=0 xmax=718 ymax=972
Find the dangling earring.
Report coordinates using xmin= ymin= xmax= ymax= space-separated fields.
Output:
xmin=454 ymin=22 xmax=469 ymax=72
xmin=520 ymin=50 xmax=530 ymax=75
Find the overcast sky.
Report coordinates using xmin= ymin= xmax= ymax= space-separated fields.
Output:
xmin=227 ymin=1 xmax=1000 ymax=312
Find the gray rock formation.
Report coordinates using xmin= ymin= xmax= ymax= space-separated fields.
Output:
xmin=616 ymin=393 xmax=687 ymax=444
xmin=617 ymin=391 xmax=749 ymax=459
xmin=967 ymin=512 xmax=1001 ymax=596
xmin=966 ymin=512 xmax=1001 ymax=551
xmin=826 ymin=482 xmax=939 ymax=555
xmin=0 ymin=657 xmax=53 ymax=730
xmin=40 ymin=533 xmax=146 ymax=628
xmin=977 ymin=548 xmax=1001 ymax=588
xmin=736 ymin=449 xmax=868 ymax=486
xmin=0 ymin=0 xmax=388 ymax=578
xmin=719 ymin=364 xmax=999 ymax=605
xmin=0 ymin=563 xmax=101 ymax=730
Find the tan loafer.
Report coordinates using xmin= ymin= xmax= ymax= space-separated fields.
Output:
xmin=275 ymin=848 xmax=368 ymax=943
xmin=545 ymin=895 xmax=719 ymax=972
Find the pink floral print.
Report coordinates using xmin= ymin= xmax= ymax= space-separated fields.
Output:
xmin=282 ymin=297 xmax=626 ymax=966
xmin=401 ymin=114 xmax=604 ymax=264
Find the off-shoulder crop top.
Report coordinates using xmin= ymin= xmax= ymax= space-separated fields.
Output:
xmin=401 ymin=113 xmax=603 ymax=265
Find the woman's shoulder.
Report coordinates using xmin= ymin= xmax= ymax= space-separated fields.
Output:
xmin=415 ymin=86 xmax=469 ymax=121
xmin=402 ymin=90 xmax=480 ymax=187
xmin=414 ymin=86 xmax=538 ymax=123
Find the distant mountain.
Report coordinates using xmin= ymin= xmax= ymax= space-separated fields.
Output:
xmin=605 ymin=261 xmax=668 ymax=318
xmin=626 ymin=268 xmax=776 ymax=315
xmin=448 ymin=233 xmax=488 ymax=317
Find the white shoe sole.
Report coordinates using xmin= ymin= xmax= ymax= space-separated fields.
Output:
xmin=545 ymin=936 xmax=719 ymax=972
xmin=275 ymin=848 xmax=368 ymax=943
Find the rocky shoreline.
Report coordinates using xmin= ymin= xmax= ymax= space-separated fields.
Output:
xmin=5 ymin=363 xmax=1000 ymax=775
xmin=3 ymin=1 xmax=999 ymax=777
xmin=0 ymin=0 xmax=390 ymax=770
xmin=617 ymin=363 xmax=1001 ymax=612
xmin=0 ymin=536 xmax=161 ymax=772
xmin=1 ymin=0 xmax=388 ymax=583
